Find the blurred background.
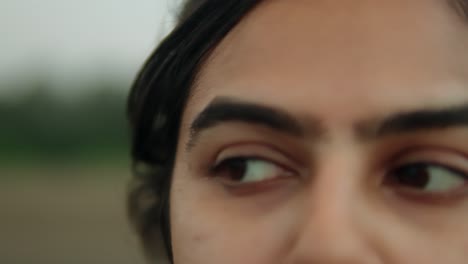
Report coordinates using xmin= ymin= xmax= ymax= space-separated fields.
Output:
xmin=0 ymin=0 xmax=177 ymax=262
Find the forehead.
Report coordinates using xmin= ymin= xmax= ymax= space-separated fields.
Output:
xmin=184 ymin=0 xmax=468 ymax=127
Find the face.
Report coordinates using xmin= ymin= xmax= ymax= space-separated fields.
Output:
xmin=169 ymin=0 xmax=468 ymax=263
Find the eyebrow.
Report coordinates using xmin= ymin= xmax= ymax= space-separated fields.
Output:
xmin=449 ymin=0 xmax=468 ymax=21
xmin=360 ymin=103 xmax=468 ymax=139
xmin=187 ymin=97 xmax=315 ymax=150
xmin=187 ymin=97 xmax=468 ymax=150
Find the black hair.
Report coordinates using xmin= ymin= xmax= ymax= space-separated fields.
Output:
xmin=127 ymin=0 xmax=261 ymax=262
xmin=127 ymin=0 xmax=468 ymax=262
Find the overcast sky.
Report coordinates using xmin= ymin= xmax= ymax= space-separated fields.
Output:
xmin=1 ymin=0 xmax=178 ymax=96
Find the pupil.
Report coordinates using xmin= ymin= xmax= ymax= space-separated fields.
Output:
xmin=226 ymin=158 xmax=247 ymax=181
xmin=395 ymin=165 xmax=429 ymax=188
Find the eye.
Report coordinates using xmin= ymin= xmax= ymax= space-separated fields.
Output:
xmin=210 ymin=157 xmax=293 ymax=186
xmin=385 ymin=162 xmax=467 ymax=193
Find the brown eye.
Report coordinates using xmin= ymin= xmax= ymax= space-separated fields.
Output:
xmin=211 ymin=157 xmax=293 ymax=185
xmin=386 ymin=163 xmax=467 ymax=193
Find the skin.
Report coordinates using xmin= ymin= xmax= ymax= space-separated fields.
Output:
xmin=169 ymin=0 xmax=468 ymax=263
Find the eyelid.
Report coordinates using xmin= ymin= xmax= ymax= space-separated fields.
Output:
xmin=213 ymin=143 xmax=302 ymax=174
xmin=386 ymin=164 xmax=468 ymax=204
xmin=389 ymin=147 xmax=468 ymax=173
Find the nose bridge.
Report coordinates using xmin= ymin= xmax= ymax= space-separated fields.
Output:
xmin=287 ymin=151 xmax=379 ymax=263
xmin=308 ymin=147 xmax=360 ymax=229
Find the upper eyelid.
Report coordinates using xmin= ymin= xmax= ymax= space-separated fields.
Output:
xmin=213 ymin=155 xmax=294 ymax=175
xmin=392 ymin=162 xmax=468 ymax=180
xmin=213 ymin=143 xmax=303 ymax=170
xmin=383 ymin=146 xmax=468 ymax=183
xmin=389 ymin=146 xmax=468 ymax=165
xmin=379 ymin=144 xmax=468 ymax=167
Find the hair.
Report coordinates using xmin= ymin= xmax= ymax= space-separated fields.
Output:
xmin=127 ymin=0 xmax=468 ymax=262
xmin=127 ymin=0 xmax=262 ymax=262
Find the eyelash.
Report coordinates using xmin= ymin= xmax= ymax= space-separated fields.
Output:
xmin=210 ymin=156 xmax=294 ymax=180
xmin=383 ymin=160 xmax=468 ymax=200
xmin=207 ymin=142 xmax=300 ymax=180
xmin=208 ymin=152 xmax=468 ymax=201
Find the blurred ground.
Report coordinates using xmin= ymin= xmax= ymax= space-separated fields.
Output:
xmin=0 ymin=164 xmax=151 ymax=264
xmin=0 ymin=78 xmax=171 ymax=263
xmin=1 ymin=1 xmax=176 ymax=261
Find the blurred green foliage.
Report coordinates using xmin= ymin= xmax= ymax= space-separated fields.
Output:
xmin=0 ymin=78 xmax=130 ymax=166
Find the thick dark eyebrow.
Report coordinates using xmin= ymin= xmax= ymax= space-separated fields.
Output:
xmin=449 ymin=0 xmax=468 ymax=22
xmin=187 ymin=97 xmax=312 ymax=150
xmin=187 ymin=97 xmax=468 ymax=150
xmin=358 ymin=103 xmax=468 ymax=139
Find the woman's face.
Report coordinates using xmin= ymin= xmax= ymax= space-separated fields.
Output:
xmin=169 ymin=0 xmax=468 ymax=263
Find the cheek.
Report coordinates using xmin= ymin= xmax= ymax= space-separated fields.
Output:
xmin=364 ymin=198 xmax=468 ymax=263
xmin=432 ymin=214 xmax=468 ymax=262
xmin=169 ymin=166 xmax=296 ymax=264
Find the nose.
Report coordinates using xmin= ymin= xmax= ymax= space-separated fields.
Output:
xmin=286 ymin=158 xmax=382 ymax=264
